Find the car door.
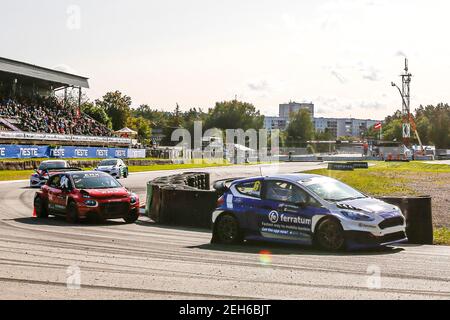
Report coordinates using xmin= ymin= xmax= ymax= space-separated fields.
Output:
xmin=231 ymin=179 xmax=263 ymax=237
xmin=47 ymin=174 xmax=63 ymax=212
xmin=254 ymin=180 xmax=319 ymax=244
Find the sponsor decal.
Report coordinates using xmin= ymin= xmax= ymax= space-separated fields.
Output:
xmin=226 ymin=195 xmax=233 ymax=209
xmin=267 ymin=211 xmax=311 ymax=226
xmin=269 ymin=211 xmax=279 ymax=224
xmin=51 ymin=148 xmax=65 ymax=157
xmin=115 ymin=149 xmax=127 ymax=157
xmin=96 ymin=149 xmax=108 ymax=157
xmin=75 ymin=149 xmax=89 ymax=157
xmin=20 ymin=148 xmax=39 ymax=157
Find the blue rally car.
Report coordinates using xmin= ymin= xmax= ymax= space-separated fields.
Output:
xmin=211 ymin=174 xmax=407 ymax=251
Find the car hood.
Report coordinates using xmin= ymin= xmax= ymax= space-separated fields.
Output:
xmin=81 ymin=188 xmax=129 ymax=199
xmin=335 ymin=197 xmax=400 ymax=215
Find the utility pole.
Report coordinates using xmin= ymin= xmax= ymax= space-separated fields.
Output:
xmin=391 ymin=58 xmax=412 ymax=147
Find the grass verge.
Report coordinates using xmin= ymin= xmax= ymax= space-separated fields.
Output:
xmin=434 ymin=228 xmax=450 ymax=246
xmin=305 ymin=161 xmax=450 ymax=196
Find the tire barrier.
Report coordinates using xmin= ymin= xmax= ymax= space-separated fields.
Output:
xmin=377 ymin=196 xmax=433 ymax=245
xmin=328 ymin=162 xmax=354 ymax=171
xmin=347 ymin=162 xmax=369 ymax=169
xmin=147 ymin=172 xmax=218 ymax=228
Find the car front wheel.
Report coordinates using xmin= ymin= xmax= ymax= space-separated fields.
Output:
xmin=315 ymin=218 xmax=346 ymax=251
xmin=213 ymin=214 xmax=243 ymax=245
xmin=34 ymin=196 xmax=48 ymax=218
xmin=66 ymin=202 xmax=79 ymax=224
xmin=124 ymin=210 xmax=139 ymax=224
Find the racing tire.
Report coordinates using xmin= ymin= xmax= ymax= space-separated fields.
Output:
xmin=123 ymin=210 xmax=139 ymax=224
xmin=315 ymin=218 xmax=346 ymax=251
xmin=66 ymin=202 xmax=79 ymax=224
xmin=34 ymin=196 xmax=48 ymax=219
xmin=212 ymin=214 xmax=243 ymax=245
xmin=123 ymin=170 xmax=128 ymax=179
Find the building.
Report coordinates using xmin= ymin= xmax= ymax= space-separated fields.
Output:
xmin=314 ymin=117 xmax=380 ymax=138
xmin=263 ymin=100 xmax=380 ymax=138
xmin=263 ymin=116 xmax=289 ymax=131
xmin=279 ymin=101 xmax=314 ymax=118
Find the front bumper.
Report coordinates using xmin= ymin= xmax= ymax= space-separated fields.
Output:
xmin=96 ymin=168 xmax=120 ymax=177
xmin=345 ymin=230 xmax=408 ymax=249
xmin=77 ymin=199 xmax=140 ymax=219
xmin=338 ymin=212 xmax=407 ymax=249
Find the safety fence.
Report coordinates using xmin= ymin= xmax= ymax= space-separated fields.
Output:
xmin=0 ymin=131 xmax=132 ymax=145
xmin=0 ymin=144 xmax=145 ymax=159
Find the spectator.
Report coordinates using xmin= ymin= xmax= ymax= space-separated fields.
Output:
xmin=0 ymin=96 xmax=112 ymax=137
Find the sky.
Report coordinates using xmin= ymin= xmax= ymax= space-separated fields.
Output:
xmin=1 ymin=0 xmax=450 ymax=120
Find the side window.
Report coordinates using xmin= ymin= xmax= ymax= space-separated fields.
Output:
xmin=236 ymin=180 xmax=262 ymax=198
xmin=48 ymin=175 xmax=61 ymax=189
xmin=264 ymin=180 xmax=312 ymax=204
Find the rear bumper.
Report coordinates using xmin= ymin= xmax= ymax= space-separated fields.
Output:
xmin=345 ymin=230 xmax=408 ymax=250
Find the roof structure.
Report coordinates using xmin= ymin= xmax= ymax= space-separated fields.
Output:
xmin=0 ymin=57 xmax=89 ymax=89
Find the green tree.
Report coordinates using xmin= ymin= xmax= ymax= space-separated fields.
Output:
xmin=81 ymin=102 xmax=112 ymax=128
xmin=205 ymin=100 xmax=264 ymax=131
xmin=127 ymin=116 xmax=152 ymax=144
xmin=96 ymin=91 xmax=132 ymax=130
xmin=428 ymin=103 xmax=450 ymax=149
xmin=285 ymin=109 xmax=314 ymax=146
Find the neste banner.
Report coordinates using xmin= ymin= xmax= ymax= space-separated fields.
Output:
xmin=0 ymin=145 xmax=145 ymax=159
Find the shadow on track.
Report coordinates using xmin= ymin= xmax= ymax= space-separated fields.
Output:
xmin=11 ymin=216 xmax=127 ymax=227
xmin=189 ymin=241 xmax=405 ymax=256
xmin=134 ymin=219 xmax=211 ymax=233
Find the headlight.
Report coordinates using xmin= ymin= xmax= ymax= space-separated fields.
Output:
xmin=340 ymin=210 xmax=375 ymax=221
xmin=130 ymin=196 xmax=137 ymax=204
xmin=84 ymin=200 xmax=98 ymax=207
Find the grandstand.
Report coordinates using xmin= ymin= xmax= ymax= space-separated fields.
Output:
xmin=0 ymin=57 xmax=131 ymax=147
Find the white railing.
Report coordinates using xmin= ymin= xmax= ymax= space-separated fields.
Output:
xmin=0 ymin=131 xmax=132 ymax=145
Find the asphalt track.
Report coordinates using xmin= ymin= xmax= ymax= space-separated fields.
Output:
xmin=0 ymin=162 xmax=449 ymax=300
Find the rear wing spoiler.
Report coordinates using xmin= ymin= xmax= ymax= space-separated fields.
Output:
xmin=213 ymin=177 xmax=244 ymax=193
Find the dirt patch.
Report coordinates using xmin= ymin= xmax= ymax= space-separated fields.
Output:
xmin=406 ymin=172 xmax=450 ymax=228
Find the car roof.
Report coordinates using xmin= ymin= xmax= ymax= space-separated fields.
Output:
xmin=233 ymin=173 xmax=324 ymax=184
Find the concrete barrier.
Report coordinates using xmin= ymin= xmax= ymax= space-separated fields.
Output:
xmin=328 ymin=163 xmax=354 ymax=171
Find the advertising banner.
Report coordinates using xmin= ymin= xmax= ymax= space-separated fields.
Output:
xmin=0 ymin=145 xmax=146 ymax=159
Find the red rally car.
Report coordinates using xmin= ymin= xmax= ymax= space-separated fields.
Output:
xmin=33 ymin=171 xmax=140 ymax=223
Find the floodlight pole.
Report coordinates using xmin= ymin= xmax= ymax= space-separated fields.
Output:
xmin=391 ymin=58 xmax=412 ymax=147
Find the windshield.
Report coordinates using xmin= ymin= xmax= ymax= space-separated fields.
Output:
xmin=39 ymin=162 xmax=67 ymax=170
xmin=72 ymin=172 xmax=122 ymax=189
xmin=303 ymin=178 xmax=365 ymax=202
xmin=99 ymin=160 xmax=118 ymax=166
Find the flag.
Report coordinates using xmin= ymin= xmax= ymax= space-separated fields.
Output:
xmin=374 ymin=122 xmax=382 ymax=130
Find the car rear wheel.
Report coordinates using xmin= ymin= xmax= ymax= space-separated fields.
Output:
xmin=213 ymin=214 xmax=243 ymax=245
xmin=316 ymin=218 xmax=346 ymax=251
xmin=123 ymin=210 xmax=139 ymax=224
xmin=34 ymin=196 xmax=48 ymax=218
xmin=66 ymin=202 xmax=79 ymax=224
